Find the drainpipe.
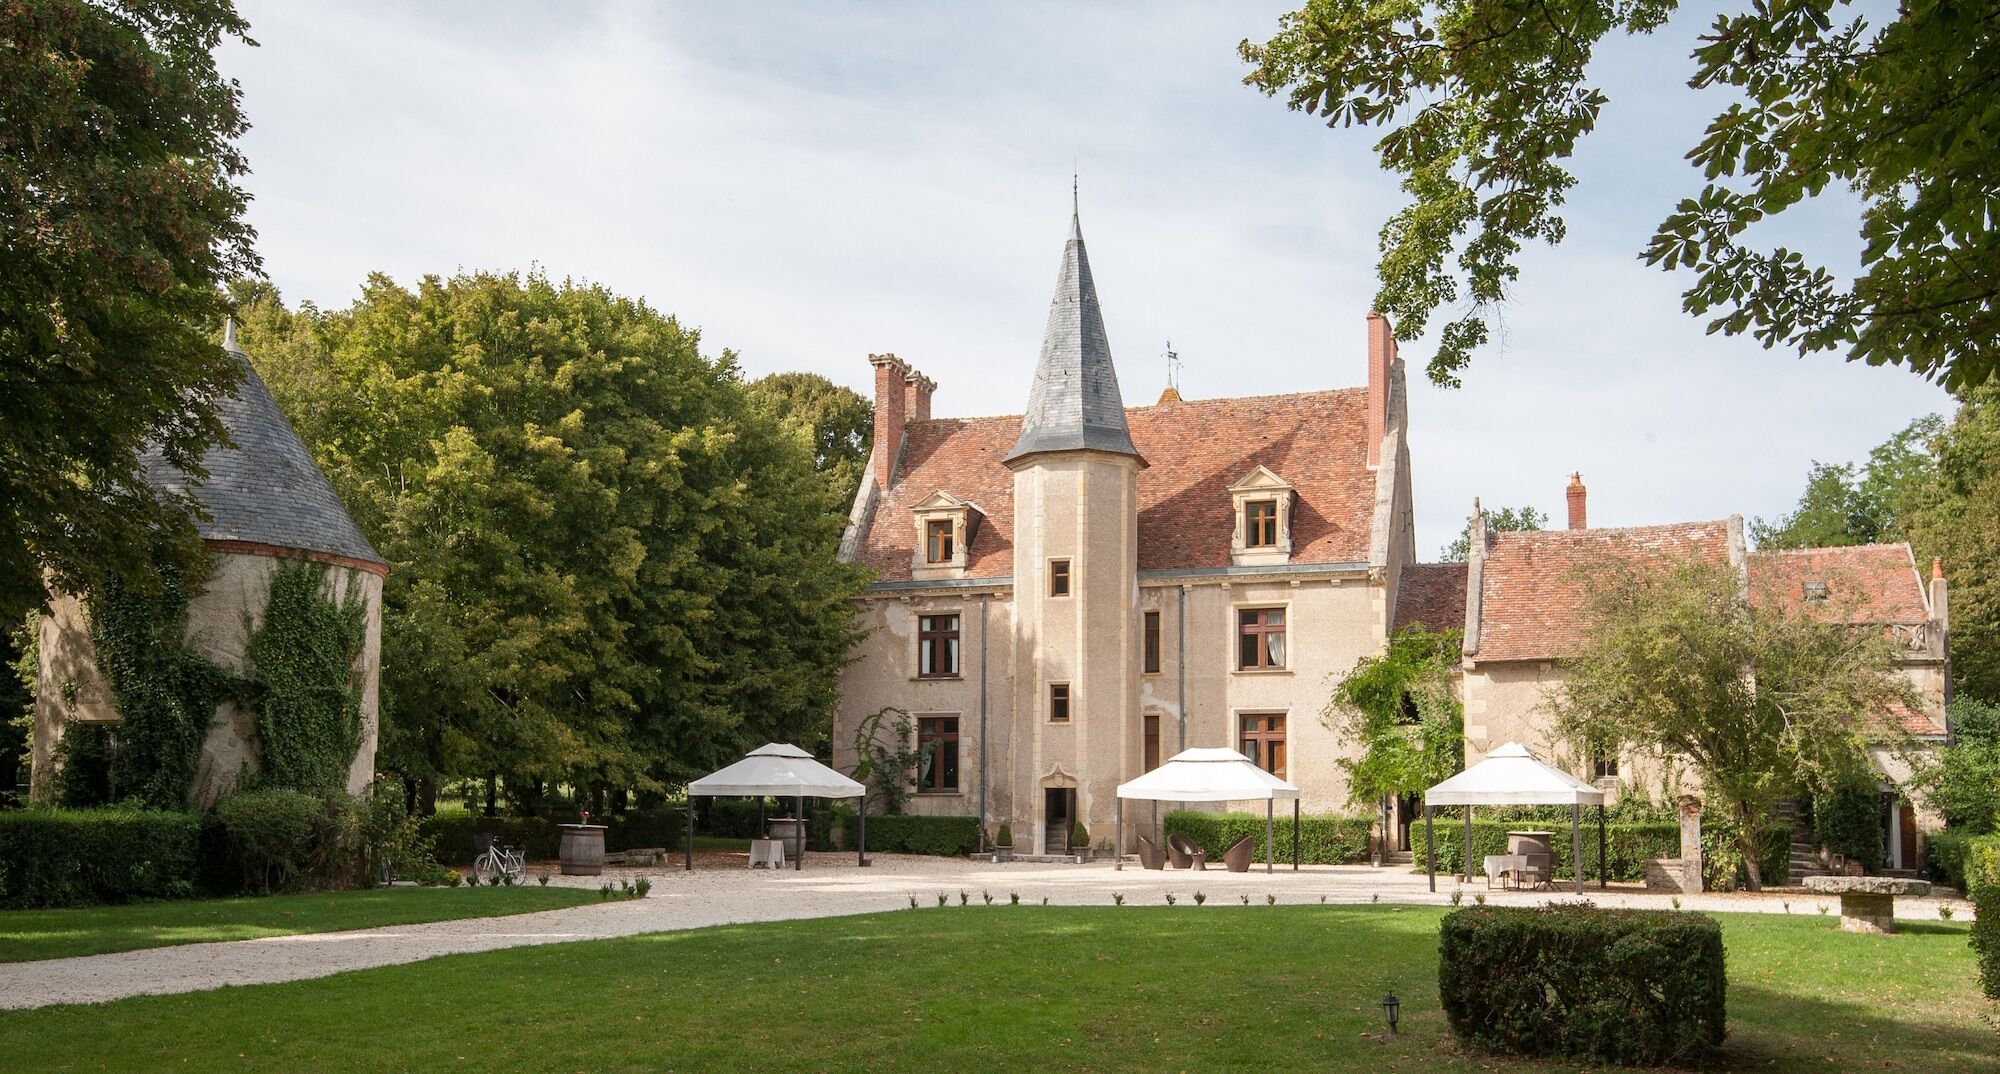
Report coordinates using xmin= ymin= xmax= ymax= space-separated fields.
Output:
xmin=978 ymin=593 xmax=990 ymax=853
xmin=1176 ymin=585 xmax=1187 ymax=751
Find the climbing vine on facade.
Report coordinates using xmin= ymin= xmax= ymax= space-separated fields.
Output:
xmin=244 ymin=562 xmax=366 ymax=794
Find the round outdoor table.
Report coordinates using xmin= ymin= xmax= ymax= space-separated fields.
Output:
xmin=1803 ymin=875 xmax=1931 ymax=934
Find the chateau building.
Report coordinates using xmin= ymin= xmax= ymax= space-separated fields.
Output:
xmin=833 ymin=208 xmax=1951 ymax=867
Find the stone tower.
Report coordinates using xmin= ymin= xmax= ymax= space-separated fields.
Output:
xmin=1005 ymin=208 xmax=1146 ymax=855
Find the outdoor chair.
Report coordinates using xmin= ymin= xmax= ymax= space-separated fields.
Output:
xmin=1222 ymin=834 xmax=1255 ymax=873
xmin=1167 ymin=833 xmax=1207 ymax=870
xmin=1137 ymin=835 xmax=1168 ymax=870
xmin=1519 ymin=853 xmax=1552 ymax=890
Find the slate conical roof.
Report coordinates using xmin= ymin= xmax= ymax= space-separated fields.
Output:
xmin=1005 ymin=211 xmax=1142 ymax=465
xmin=139 ymin=331 xmax=386 ymax=570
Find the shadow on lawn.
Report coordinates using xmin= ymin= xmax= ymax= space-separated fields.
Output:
xmin=1720 ymin=982 xmax=2000 ymax=1071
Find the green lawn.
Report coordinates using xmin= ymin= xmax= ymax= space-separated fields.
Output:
xmin=0 ymin=886 xmax=597 ymax=962
xmin=1 ymin=906 xmax=1992 ymax=1072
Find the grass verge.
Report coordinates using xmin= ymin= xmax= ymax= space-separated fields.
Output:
xmin=0 ymin=886 xmax=597 ymax=962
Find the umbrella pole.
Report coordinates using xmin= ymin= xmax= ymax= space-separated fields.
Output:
xmin=1152 ymin=800 xmax=1158 ymax=848
xmin=1572 ymin=802 xmax=1583 ymax=895
xmin=1116 ymin=801 xmax=1124 ymax=871
xmin=758 ymin=797 xmax=765 ymax=839
xmin=684 ymin=797 xmax=694 ymax=872
xmin=1292 ymin=798 xmax=1300 ymax=871
xmin=1425 ymin=803 xmax=1435 ymax=892
xmin=796 ymin=795 xmax=804 ymax=872
xmin=859 ymin=794 xmax=868 ymax=868
xmin=1265 ymin=799 xmax=1274 ymax=875
xmin=1598 ymin=803 xmax=1607 ymax=890
xmin=1462 ymin=807 xmax=1473 ymax=883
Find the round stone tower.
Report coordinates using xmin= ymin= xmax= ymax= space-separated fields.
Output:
xmin=31 ymin=323 xmax=388 ymax=806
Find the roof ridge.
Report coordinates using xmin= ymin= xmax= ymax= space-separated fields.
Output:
xmin=1490 ymin=518 xmax=1731 ymax=540
xmin=1751 ymin=541 xmax=1915 ymax=556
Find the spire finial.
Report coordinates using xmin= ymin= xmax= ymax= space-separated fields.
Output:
xmin=1072 ymin=170 xmax=1078 ymax=215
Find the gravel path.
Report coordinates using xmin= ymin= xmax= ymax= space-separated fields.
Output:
xmin=0 ymin=852 xmax=1973 ymax=1010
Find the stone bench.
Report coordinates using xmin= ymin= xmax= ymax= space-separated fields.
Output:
xmin=1803 ymin=875 xmax=1931 ymax=934
xmin=603 ymin=847 xmax=667 ymax=867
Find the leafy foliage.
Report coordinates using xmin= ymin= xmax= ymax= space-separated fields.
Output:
xmin=842 ymin=813 xmax=979 ymax=856
xmin=1752 ymin=415 xmax=1943 ymax=548
xmin=1242 ymin=0 xmax=2000 ymax=394
xmin=1809 ymin=776 xmax=1884 ymax=868
xmin=747 ymin=372 xmax=872 ymax=503
xmin=1912 ymin=696 xmax=2000 ymax=834
xmin=231 ymin=273 xmax=867 ymax=801
xmin=0 ymin=808 xmax=202 ymax=908
xmin=243 ymin=563 xmax=366 ymax=794
xmin=1439 ymin=504 xmax=1544 ymax=562
xmin=1412 ymin=816 xmax=1790 ymax=886
xmin=1438 ymin=905 xmax=1726 ymax=1065
xmin=1 ymin=0 xmax=260 ymax=621
xmin=211 ymin=787 xmax=366 ymax=894
xmin=1322 ymin=625 xmax=1464 ymax=806
xmin=1900 ymin=384 xmax=2000 ymax=702
xmin=1163 ymin=810 xmax=1373 ymax=865
xmin=1546 ymin=553 xmax=1915 ymax=889
xmin=849 ymin=706 xmax=921 ymax=814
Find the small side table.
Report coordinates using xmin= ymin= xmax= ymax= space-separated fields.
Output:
xmin=749 ymin=838 xmax=787 ymax=870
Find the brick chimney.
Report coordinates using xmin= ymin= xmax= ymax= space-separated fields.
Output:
xmin=1566 ymin=473 xmax=1587 ymax=530
xmin=1366 ymin=312 xmax=1395 ymax=469
xmin=1932 ymin=556 xmax=1949 ymax=629
xmin=869 ymin=353 xmax=910 ymax=491
xmin=904 ymin=370 xmax=935 ymax=424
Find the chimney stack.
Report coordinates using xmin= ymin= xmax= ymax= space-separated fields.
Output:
xmin=1931 ymin=557 xmax=1949 ymax=629
xmin=904 ymin=370 xmax=936 ymax=424
xmin=1566 ymin=473 xmax=1588 ymax=530
xmin=869 ymin=353 xmax=910 ymax=491
xmin=1366 ymin=312 xmax=1395 ymax=469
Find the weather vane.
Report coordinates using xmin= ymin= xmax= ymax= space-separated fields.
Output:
xmin=1164 ymin=340 xmax=1181 ymax=391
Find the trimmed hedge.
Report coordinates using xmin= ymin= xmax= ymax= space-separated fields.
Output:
xmin=1411 ymin=818 xmax=1790 ymax=886
xmin=851 ymin=814 xmax=980 ymax=856
xmin=1940 ymin=832 xmax=2000 ymax=1000
xmin=420 ymin=809 xmax=687 ymax=865
xmin=1439 ymin=905 xmax=1726 ymax=1066
xmin=1162 ymin=810 xmax=1372 ymax=864
xmin=0 ymin=809 xmax=203 ymax=908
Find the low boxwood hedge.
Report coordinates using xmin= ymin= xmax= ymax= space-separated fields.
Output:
xmin=420 ymin=809 xmax=688 ymax=864
xmin=850 ymin=813 xmax=979 ymax=856
xmin=1162 ymin=810 xmax=1372 ymax=864
xmin=1411 ymin=818 xmax=1790 ymax=886
xmin=0 ymin=809 xmax=203 ymax=908
xmin=1948 ymin=832 xmax=2000 ymax=1000
xmin=1439 ymin=904 xmax=1726 ymax=1066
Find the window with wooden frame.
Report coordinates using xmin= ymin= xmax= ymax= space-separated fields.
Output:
xmin=917 ymin=716 xmax=959 ymax=792
xmin=1237 ymin=607 xmax=1287 ymax=670
xmin=1143 ymin=610 xmax=1162 ymax=674
xmin=918 ymin=614 xmax=960 ymax=678
xmin=1240 ymin=713 xmax=1286 ymax=778
xmin=1592 ymin=755 xmax=1619 ymax=780
xmin=1049 ymin=559 xmax=1071 ymax=597
xmin=1245 ymin=500 xmax=1279 ymax=548
xmin=924 ymin=519 xmax=954 ymax=564
xmin=1143 ymin=712 xmax=1160 ymax=772
xmin=1048 ymin=682 xmax=1071 ymax=722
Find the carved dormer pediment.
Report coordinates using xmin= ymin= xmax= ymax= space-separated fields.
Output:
xmin=911 ymin=491 xmax=980 ymax=580
xmin=1229 ymin=466 xmax=1295 ymax=566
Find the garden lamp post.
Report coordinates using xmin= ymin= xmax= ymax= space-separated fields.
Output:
xmin=1382 ymin=992 xmax=1400 ymax=1036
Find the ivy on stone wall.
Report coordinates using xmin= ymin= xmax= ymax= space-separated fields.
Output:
xmin=64 ymin=561 xmax=234 ymax=809
xmin=243 ymin=562 xmax=365 ymax=794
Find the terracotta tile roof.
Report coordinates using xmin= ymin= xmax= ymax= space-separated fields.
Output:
xmin=1747 ymin=544 xmax=1930 ymax=625
xmin=1886 ymin=698 xmax=1947 ymax=738
xmin=852 ymin=389 xmax=1377 ymax=584
xmin=1471 ymin=520 xmax=1734 ymax=663
xmin=1393 ymin=562 xmax=1467 ymax=634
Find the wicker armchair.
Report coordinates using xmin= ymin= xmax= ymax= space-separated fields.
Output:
xmin=1167 ymin=833 xmax=1207 ymax=870
xmin=1137 ymin=835 xmax=1168 ymax=870
xmin=1222 ymin=834 xmax=1255 ymax=873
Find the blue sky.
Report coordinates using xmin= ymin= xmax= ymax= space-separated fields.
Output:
xmin=221 ymin=1 xmax=1950 ymax=557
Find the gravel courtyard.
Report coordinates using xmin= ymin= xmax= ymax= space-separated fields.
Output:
xmin=0 ymin=851 xmax=1974 ymax=1010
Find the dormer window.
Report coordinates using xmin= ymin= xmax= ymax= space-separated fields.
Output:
xmin=1246 ymin=500 xmax=1279 ymax=548
xmin=1803 ymin=581 xmax=1829 ymax=602
xmin=1228 ymin=466 xmax=1296 ymax=567
xmin=910 ymin=491 xmax=978 ymax=580
xmin=925 ymin=519 xmax=954 ymax=564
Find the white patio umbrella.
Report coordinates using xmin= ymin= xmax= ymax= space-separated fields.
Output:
xmin=1115 ymin=748 xmax=1303 ymax=873
xmin=1422 ymin=742 xmax=1606 ymax=895
xmin=686 ymin=743 xmax=867 ymax=872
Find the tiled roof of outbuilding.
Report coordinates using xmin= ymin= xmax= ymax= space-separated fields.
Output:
xmin=853 ymin=388 xmax=1379 ymax=584
xmin=1393 ymin=562 xmax=1468 ymax=634
xmin=1470 ymin=520 xmax=1733 ymax=662
xmin=140 ymin=344 xmax=386 ymax=570
xmin=1747 ymin=544 xmax=1930 ymax=624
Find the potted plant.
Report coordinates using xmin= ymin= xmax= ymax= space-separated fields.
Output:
xmin=828 ymin=809 xmax=848 ymax=852
xmin=993 ymin=823 xmax=1014 ymax=854
xmin=1070 ymin=820 xmax=1090 ymax=859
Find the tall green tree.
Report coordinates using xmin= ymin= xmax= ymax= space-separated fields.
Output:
xmin=235 ymin=273 xmax=867 ymax=808
xmin=747 ymin=372 xmax=872 ymax=502
xmin=1 ymin=0 xmax=259 ymax=621
xmin=1440 ymin=504 xmax=1545 ymax=561
xmin=1753 ymin=415 xmax=1944 ymax=549
xmin=1322 ymin=625 xmax=1464 ymax=812
xmin=1912 ymin=696 xmax=2000 ymax=834
xmin=1242 ymin=0 xmax=2000 ymax=393
xmin=1547 ymin=553 xmax=1916 ymax=890
xmin=1900 ymin=384 xmax=2000 ymax=702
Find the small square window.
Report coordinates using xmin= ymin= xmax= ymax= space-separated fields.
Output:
xmin=1048 ymin=683 xmax=1071 ymax=722
xmin=1245 ymin=500 xmax=1279 ymax=548
xmin=1592 ymin=756 xmax=1619 ymax=780
xmin=924 ymin=520 xmax=954 ymax=564
xmin=1049 ymin=559 xmax=1071 ymax=597
xmin=1803 ymin=580 xmax=1829 ymax=602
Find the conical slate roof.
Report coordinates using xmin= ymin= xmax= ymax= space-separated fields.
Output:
xmin=1005 ymin=211 xmax=1142 ymax=465
xmin=139 ymin=330 xmax=386 ymax=570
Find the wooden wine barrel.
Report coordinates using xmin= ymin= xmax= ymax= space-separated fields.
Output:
xmin=558 ymin=824 xmax=608 ymax=876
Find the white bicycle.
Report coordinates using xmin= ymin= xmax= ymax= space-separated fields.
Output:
xmin=472 ymin=840 xmax=526 ymax=885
